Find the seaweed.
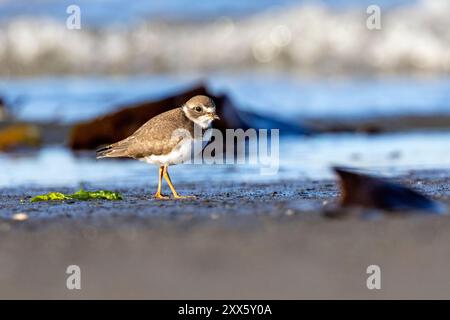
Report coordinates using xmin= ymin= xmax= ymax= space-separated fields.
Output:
xmin=30 ymin=189 xmax=123 ymax=202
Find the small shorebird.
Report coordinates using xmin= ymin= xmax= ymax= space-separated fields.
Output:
xmin=96 ymin=95 xmax=219 ymax=199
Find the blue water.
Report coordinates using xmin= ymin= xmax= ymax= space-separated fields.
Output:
xmin=1 ymin=74 xmax=450 ymax=187
xmin=1 ymin=74 xmax=450 ymax=123
xmin=0 ymin=0 xmax=417 ymax=25
xmin=1 ymin=132 xmax=450 ymax=187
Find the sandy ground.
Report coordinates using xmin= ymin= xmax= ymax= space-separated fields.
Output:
xmin=1 ymin=171 xmax=450 ymax=299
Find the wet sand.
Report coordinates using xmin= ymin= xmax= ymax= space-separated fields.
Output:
xmin=1 ymin=171 xmax=450 ymax=299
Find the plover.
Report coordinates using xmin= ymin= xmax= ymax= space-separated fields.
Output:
xmin=96 ymin=95 xmax=220 ymax=199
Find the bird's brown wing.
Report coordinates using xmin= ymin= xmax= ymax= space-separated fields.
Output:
xmin=97 ymin=108 xmax=193 ymax=159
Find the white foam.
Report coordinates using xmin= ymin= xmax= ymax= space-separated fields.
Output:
xmin=1 ymin=0 xmax=449 ymax=75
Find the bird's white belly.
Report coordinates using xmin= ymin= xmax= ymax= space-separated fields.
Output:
xmin=141 ymin=138 xmax=205 ymax=166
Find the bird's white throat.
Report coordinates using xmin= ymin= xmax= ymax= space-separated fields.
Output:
xmin=183 ymin=106 xmax=213 ymax=129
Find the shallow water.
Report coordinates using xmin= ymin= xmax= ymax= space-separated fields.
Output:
xmin=1 ymin=132 xmax=449 ymax=188
xmin=2 ymin=75 xmax=450 ymax=123
xmin=1 ymin=75 xmax=450 ymax=187
xmin=0 ymin=0 xmax=415 ymax=25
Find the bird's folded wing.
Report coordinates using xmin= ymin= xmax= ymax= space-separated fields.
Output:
xmin=112 ymin=121 xmax=192 ymax=158
xmin=123 ymin=135 xmax=183 ymax=158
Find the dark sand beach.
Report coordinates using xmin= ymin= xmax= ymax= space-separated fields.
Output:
xmin=1 ymin=171 xmax=450 ymax=299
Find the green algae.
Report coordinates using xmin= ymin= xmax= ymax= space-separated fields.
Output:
xmin=30 ymin=189 xmax=123 ymax=202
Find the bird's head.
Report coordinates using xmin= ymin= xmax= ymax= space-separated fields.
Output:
xmin=182 ymin=95 xmax=220 ymax=128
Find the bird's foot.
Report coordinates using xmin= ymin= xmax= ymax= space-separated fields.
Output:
xmin=153 ymin=193 xmax=170 ymax=200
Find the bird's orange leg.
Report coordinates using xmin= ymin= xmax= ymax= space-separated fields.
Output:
xmin=153 ymin=166 xmax=170 ymax=200
xmin=163 ymin=165 xmax=196 ymax=199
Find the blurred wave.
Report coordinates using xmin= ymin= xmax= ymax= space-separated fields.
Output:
xmin=0 ymin=0 xmax=449 ymax=75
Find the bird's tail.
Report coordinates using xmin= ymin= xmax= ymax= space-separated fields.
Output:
xmin=96 ymin=143 xmax=129 ymax=159
xmin=96 ymin=145 xmax=113 ymax=159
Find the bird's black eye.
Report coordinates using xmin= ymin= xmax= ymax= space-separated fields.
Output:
xmin=194 ymin=106 xmax=202 ymax=112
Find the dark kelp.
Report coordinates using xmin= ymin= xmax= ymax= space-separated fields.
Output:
xmin=30 ymin=189 xmax=123 ymax=202
xmin=332 ymin=167 xmax=445 ymax=214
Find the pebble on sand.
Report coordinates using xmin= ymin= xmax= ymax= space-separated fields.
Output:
xmin=12 ymin=213 xmax=29 ymax=221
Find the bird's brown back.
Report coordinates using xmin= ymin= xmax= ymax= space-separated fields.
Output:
xmin=104 ymin=107 xmax=195 ymax=158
